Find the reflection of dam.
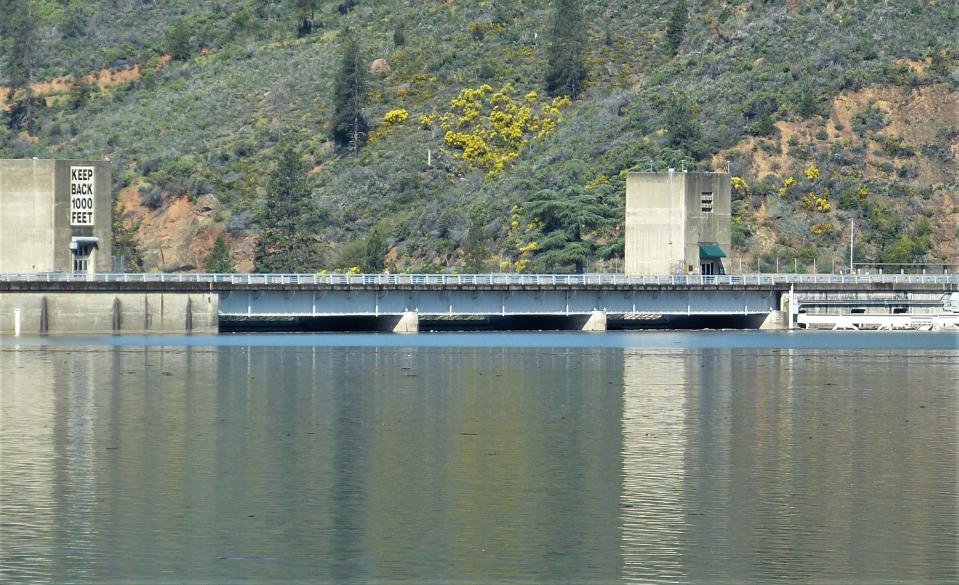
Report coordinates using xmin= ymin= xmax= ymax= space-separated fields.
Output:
xmin=2 ymin=342 xmax=955 ymax=582
xmin=0 ymin=344 xmax=628 ymax=582
xmin=619 ymin=349 xmax=692 ymax=581
xmin=1 ymin=346 xmax=57 ymax=578
xmin=618 ymin=346 xmax=958 ymax=583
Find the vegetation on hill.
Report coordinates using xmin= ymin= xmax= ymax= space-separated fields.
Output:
xmin=1 ymin=0 xmax=957 ymax=273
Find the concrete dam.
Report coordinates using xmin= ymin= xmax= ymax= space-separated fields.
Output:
xmin=1 ymin=272 xmax=957 ymax=335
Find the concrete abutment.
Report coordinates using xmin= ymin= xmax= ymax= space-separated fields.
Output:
xmin=0 ymin=292 xmax=218 ymax=336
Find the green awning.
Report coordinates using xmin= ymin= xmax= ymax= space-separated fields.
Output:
xmin=699 ymin=244 xmax=726 ymax=259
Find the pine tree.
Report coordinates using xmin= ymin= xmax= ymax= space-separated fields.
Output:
xmin=1 ymin=0 xmax=38 ymax=131
xmin=166 ymin=18 xmax=193 ymax=62
xmin=69 ymin=76 xmax=91 ymax=110
xmin=462 ymin=217 xmax=491 ymax=273
xmin=330 ymin=30 xmax=369 ymax=154
xmin=205 ymin=234 xmax=234 ymax=273
xmin=545 ymin=0 xmax=587 ymax=99
xmin=362 ymin=227 xmax=387 ymax=272
xmin=258 ymin=0 xmax=279 ymax=38
xmin=393 ymin=22 xmax=405 ymax=47
xmin=662 ymin=91 xmax=702 ymax=152
xmin=254 ymin=146 xmax=323 ymax=272
xmin=112 ymin=203 xmax=144 ymax=272
xmin=295 ymin=0 xmax=318 ymax=36
xmin=664 ymin=0 xmax=688 ymax=56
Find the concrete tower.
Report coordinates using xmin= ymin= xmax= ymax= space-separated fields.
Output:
xmin=0 ymin=159 xmax=112 ymax=273
xmin=624 ymin=171 xmax=731 ymax=275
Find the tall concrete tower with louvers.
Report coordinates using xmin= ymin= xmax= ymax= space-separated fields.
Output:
xmin=625 ymin=171 xmax=731 ymax=275
xmin=0 ymin=159 xmax=112 ymax=273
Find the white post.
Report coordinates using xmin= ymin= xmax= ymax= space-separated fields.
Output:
xmin=14 ymin=307 xmax=21 ymax=337
xmin=788 ymin=285 xmax=795 ymax=330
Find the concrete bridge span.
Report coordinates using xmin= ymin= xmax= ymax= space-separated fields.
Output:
xmin=1 ymin=273 xmax=957 ymax=335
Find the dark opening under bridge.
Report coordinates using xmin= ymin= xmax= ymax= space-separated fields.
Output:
xmin=1 ymin=273 xmax=957 ymax=335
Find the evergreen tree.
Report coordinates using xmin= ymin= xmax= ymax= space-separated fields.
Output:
xmin=662 ymin=91 xmax=703 ymax=154
xmin=545 ymin=0 xmax=588 ymax=99
xmin=331 ymin=30 xmax=369 ymax=153
xmin=205 ymin=234 xmax=234 ymax=273
xmin=664 ymin=0 xmax=688 ymax=55
xmin=463 ymin=207 xmax=493 ymax=273
xmin=254 ymin=146 xmax=323 ymax=272
xmin=526 ymin=185 xmax=616 ymax=273
xmin=258 ymin=0 xmax=280 ymax=38
xmin=61 ymin=2 xmax=87 ymax=39
xmin=295 ymin=0 xmax=318 ymax=36
xmin=1 ymin=0 xmax=38 ymax=131
xmin=166 ymin=19 xmax=193 ymax=62
xmin=112 ymin=203 xmax=143 ymax=272
xmin=524 ymin=161 xmax=618 ymax=273
xmin=69 ymin=76 xmax=91 ymax=110
xmin=362 ymin=227 xmax=388 ymax=272
xmin=393 ymin=22 xmax=405 ymax=47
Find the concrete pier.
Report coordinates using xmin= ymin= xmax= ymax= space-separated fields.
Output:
xmin=581 ymin=310 xmax=607 ymax=332
xmin=392 ymin=311 xmax=419 ymax=333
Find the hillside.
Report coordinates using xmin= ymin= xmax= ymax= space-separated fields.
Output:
xmin=2 ymin=0 xmax=957 ymax=273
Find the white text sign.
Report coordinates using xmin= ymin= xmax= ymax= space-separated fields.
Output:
xmin=70 ymin=166 xmax=95 ymax=226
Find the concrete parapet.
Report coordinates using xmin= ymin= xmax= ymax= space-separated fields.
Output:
xmin=0 ymin=292 xmax=218 ymax=336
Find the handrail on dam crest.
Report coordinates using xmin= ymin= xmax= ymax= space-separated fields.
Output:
xmin=1 ymin=272 xmax=957 ymax=287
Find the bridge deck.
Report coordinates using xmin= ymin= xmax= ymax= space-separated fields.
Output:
xmin=2 ymin=274 xmax=955 ymax=334
xmin=2 ymin=272 xmax=956 ymax=292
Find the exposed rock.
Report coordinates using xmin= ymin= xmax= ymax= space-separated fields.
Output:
xmin=194 ymin=194 xmax=223 ymax=215
xmin=117 ymin=188 xmax=254 ymax=272
xmin=370 ymin=58 xmax=390 ymax=74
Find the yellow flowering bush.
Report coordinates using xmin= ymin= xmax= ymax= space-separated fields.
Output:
xmin=423 ymin=84 xmax=569 ymax=176
xmin=384 ymin=108 xmax=409 ymax=125
xmin=779 ymin=176 xmax=795 ymax=197
xmin=586 ymin=174 xmax=609 ymax=188
xmin=804 ymin=165 xmax=821 ymax=180
xmin=800 ymin=192 xmax=831 ymax=212
xmin=811 ymin=222 xmax=833 ymax=235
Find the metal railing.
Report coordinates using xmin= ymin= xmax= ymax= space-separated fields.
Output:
xmin=2 ymin=272 xmax=958 ymax=286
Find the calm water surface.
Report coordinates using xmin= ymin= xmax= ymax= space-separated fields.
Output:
xmin=1 ymin=332 xmax=956 ymax=584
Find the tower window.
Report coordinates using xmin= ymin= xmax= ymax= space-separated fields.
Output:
xmin=701 ymin=192 xmax=714 ymax=213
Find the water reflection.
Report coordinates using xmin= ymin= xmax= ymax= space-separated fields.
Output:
xmin=0 ymin=342 xmax=955 ymax=583
xmin=617 ymin=347 xmax=957 ymax=583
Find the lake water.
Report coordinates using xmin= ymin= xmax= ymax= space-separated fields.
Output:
xmin=1 ymin=331 xmax=956 ymax=583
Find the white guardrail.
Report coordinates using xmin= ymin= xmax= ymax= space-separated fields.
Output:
xmin=2 ymin=273 xmax=958 ymax=286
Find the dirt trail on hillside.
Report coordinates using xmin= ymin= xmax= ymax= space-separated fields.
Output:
xmin=0 ymin=55 xmax=171 ymax=110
